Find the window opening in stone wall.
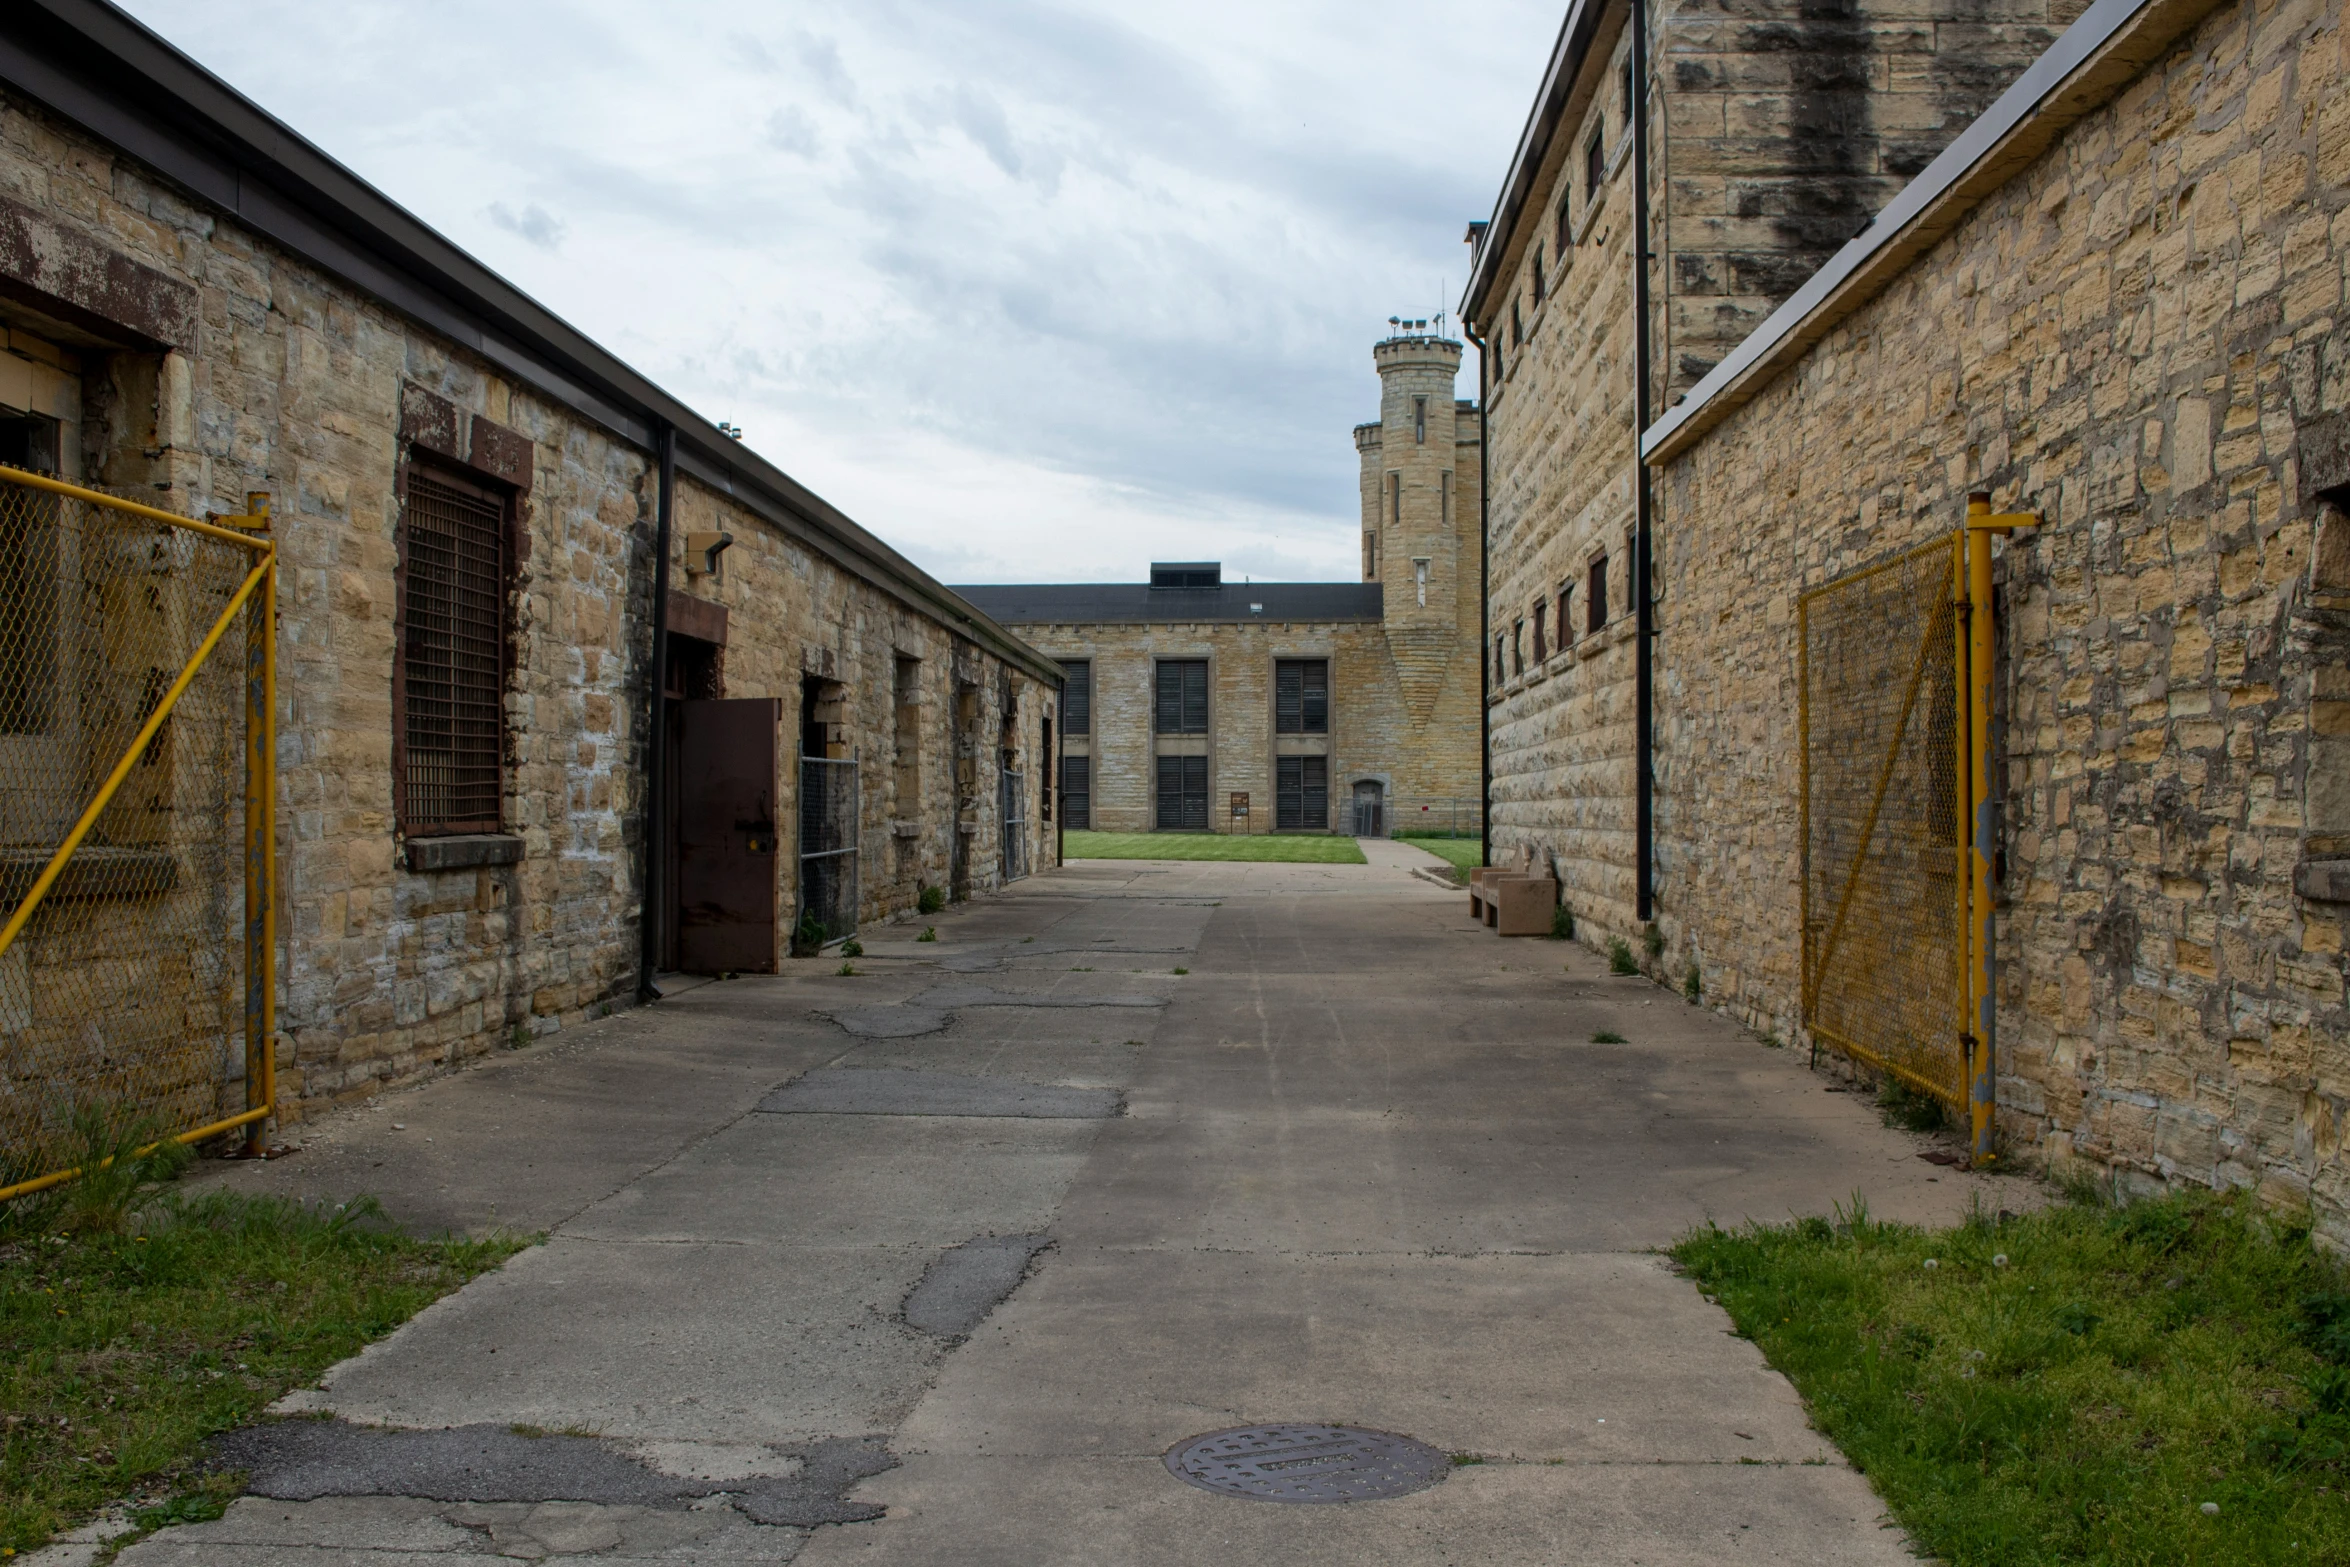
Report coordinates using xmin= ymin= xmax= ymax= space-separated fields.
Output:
xmin=1156 ymin=755 xmax=1208 ymax=830
xmin=1414 ymin=396 xmax=1427 ymax=444
xmin=1364 ymin=530 xmax=1378 ymax=579
xmin=1532 ymin=601 xmax=1548 ymax=662
xmin=1275 ymin=659 xmax=1328 ymax=735
xmin=1061 ymin=753 xmax=1091 ymax=830
xmin=1390 ymin=471 xmax=1401 ymax=528
xmin=1587 ymin=555 xmax=1608 ymax=634
xmin=1556 ymin=187 xmax=1574 ymax=252
xmin=1622 ymin=56 xmax=1634 ymax=127
xmin=1494 ymin=633 xmax=1507 ymax=684
xmin=1414 ymin=557 xmax=1430 ymax=607
xmin=1587 ymin=134 xmax=1605 ymax=203
xmin=1440 ymin=471 xmax=1450 ymax=526
xmin=893 ymin=653 xmax=921 ymax=830
xmin=1061 ymin=658 xmax=1091 ymax=735
xmin=1512 ymin=620 xmax=1524 ymax=676
xmin=399 ymin=464 xmax=507 ymax=835
xmin=0 ymin=413 xmax=62 ymax=738
xmin=1155 ymin=659 xmax=1208 ymax=735
xmin=1276 ymin=755 xmax=1327 ymax=831
xmin=1558 ymin=582 xmax=1574 ymax=645
xmin=1532 ymin=244 xmax=1546 ymax=303
xmin=1511 ymin=298 xmax=1524 ymax=347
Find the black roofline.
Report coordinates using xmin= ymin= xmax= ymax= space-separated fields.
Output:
xmin=0 ymin=0 xmax=1061 ymax=687
xmin=1460 ymin=0 xmax=1615 ymax=325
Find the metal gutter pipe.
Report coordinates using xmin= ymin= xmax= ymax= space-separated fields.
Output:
xmin=638 ymin=423 xmax=675 ymax=1001
xmin=1630 ymin=0 xmax=1656 ymax=925
xmin=1464 ymin=324 xmax=1494 ymax=871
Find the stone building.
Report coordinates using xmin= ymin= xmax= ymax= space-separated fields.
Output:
xmin=1463 ymin=0 xmax=2081 ymax=929
xmin=0 ymin=1 xmax=1059 ymax=1130
xmin=1467 ymin=0 xmax=2350 ymax=1231
xmin=954 ymin=332 xmax=1483 ymax=839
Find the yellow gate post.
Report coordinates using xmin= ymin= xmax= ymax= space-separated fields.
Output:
xmin=233 ymin=493 xmax=278 ymax=1155
xmin=1961 ymin=495 xmax=2035 ymax=1167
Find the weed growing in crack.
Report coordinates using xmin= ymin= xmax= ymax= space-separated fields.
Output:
xmin=1609 ymin=938 xmax=1638 ymax=974
xmin=1592 ymin=1029 xmax=1628 ymax=1044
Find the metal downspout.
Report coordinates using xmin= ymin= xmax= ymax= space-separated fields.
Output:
xmin=1630 ymin=0 xmax=1656 ymax=925
xmin=1465 ymin=324 xmax=1493 ymax=871
xmin=638 ymin=423 xmax=676 ymax=1001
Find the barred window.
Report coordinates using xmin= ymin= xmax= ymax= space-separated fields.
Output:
xmin=1062 ymin=659 xmax=1091 ymax=735
xmin=1154 ymin=660 xmax=1208 ymax=734
xmin=1275 ymin=755 xmax=1327 ymax=831
xmin=400 ymin=466 xmax=507 ymax=834
xmin=1061 ymin=754 xmax=1091 ymax=829
xmin=1274 ymin=659 xmax=1328 ymax=734
xmin=1155 ymin=754 xmax=1208 ymax=829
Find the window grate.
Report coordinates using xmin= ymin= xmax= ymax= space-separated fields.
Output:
xmin=402 ymin=469 xmax=505 ymax=834
xmin=1276 ymin=755 xmax=1327 ymax=830
xmin=1155 ymin=660 xmax=1208 ymax=734
xmin=1062 ymin=659 xmax=1091 ymax=735
xmin=1275 ymin=659 xmax=1328 ymax=734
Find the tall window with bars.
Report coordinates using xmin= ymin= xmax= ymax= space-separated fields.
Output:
xmin=399 ymin=465 xmax=508 ymax=835
xmin=1274 ymin=659 xmax=1328 ymax=735
xmin=1275 ymin=756 xmax=1327 ymax=831
xmin=1154 ymin=659 xmax=1209 ymax=831
xmin=1061 ymin=659 xmax=1091 ymax=735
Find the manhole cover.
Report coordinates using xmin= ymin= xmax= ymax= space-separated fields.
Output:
xmin=1162 ymin=1424 xmax=1449 ymax=1504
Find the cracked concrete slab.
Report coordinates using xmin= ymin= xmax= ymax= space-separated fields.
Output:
xmin=758 ymin=1069 xmax=1123 ymax=1119
xmin=121 ymin=855 xmax=2025 ymax=1563
xmin=901 ymin=1235 xmax=1049 ymax=1338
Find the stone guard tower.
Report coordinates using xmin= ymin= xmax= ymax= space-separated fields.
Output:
xmin=1353 ymin=329 xmax=1484 ymax=824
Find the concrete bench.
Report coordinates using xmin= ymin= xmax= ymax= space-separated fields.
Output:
xmin=1488 ymin=874 xmax=1558 ymax=936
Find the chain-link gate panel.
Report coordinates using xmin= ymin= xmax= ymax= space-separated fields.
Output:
xmin=799 ymin=756 xmax=859 ymax=945
xmin=1799 ymin=536 xmax=1966 ymax=1107
xmin=1000 ymin=770 xmax=1027 ymax=881
xmin=0 ymin=468 xmax=275 ymax=1196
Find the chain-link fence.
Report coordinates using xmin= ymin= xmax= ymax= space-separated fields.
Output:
xmin=1799 ymin=535 xmax=1966 ymax=1107
xmin=0 ymin=467 xmax=275 ymax=1198
xmin=1386 ymin=797 xmax=1483 ymax=840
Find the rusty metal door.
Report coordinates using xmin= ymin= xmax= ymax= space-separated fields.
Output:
xmin=676 ymin=698 xmax=780 ymax=974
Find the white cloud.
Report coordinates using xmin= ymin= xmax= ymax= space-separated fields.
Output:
xmin=120 ymin=0 xmax=1549 ymax=583
xmin=483 ymin=201 xmax=565 ymax=249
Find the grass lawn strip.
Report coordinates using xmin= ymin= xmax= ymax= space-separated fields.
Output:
xmin=2 ymin=1188 xmax=525 ymax=1554
xmin=1061 ymin=830 xmax=1366 ymax=864
xmin=1396 ymin=834 xmax=1482 ymax=872
xmin=1673 ymin=1188 xmax=2350 ymax=1565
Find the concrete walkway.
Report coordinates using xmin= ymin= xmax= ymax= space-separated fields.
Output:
xmin=104 ymin=855 xmax=2008 ymax=1565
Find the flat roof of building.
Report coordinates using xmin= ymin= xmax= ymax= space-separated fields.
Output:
xmin=949 ymin=581 xmax=1384 ymax=625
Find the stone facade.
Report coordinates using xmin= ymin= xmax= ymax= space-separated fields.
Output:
xmin=1642 ymin=0 xmax=2350 ymax=1229
xmin=1467 ymin=0 xmax=2095 ymax=949
xmin=0 ymin=60 xmax=1055 ymax=1132
xmin=958 ymin=333 xmax=1484 ymax=840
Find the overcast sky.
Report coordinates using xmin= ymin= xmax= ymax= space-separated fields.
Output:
xmin=119 ymin=1 xmax=1554 ymax=584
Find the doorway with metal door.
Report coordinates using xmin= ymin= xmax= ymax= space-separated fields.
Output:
xmin=673 ymin=698 xmax=781 ymax=973
xmin=1351 ymin=780 xmax=1385 ymax=838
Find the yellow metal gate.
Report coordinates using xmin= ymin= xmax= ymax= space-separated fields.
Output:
xmin=0 ymin=466 xmax=275 ymax=1200
xmin=1800 ymin=505 xmax=2029 ymax=1165
xmin=1799 ymin=535 xmax=1967 ymax=1107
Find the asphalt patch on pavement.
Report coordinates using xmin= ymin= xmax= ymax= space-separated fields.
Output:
xmin=903 ymin=1234 xmax=1051 ymax=1338
xmin=734 ymin=1436 xmax=899 ymax=1526
xmin=819 ymin=1005 xmax=954 ymax=1038
xmin=758 ymin=1068 xmax=1122 ymax=1118
xmin=209 ymin=1422 xmax=716 ymax=1505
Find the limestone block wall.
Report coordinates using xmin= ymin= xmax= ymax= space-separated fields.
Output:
xmin=1650 ymin=0 xmax=2350 ymax=1230
xmin=0 ymin=89 xmax=1048 ymax=1122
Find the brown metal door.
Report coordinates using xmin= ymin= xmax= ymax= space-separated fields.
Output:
xmin=676 ymin=698 xmax=780 ymax=974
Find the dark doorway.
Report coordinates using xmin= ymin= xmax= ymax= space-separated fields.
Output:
xmin=1351 ymin=780 xmax=1385 ymax=838
xmin=674 ymin=697 xmax=780 ymax=973
xmin=657 ymin=634 xmax=722 ymax=970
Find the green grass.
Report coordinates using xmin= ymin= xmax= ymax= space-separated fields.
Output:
xmin=1061 ymin=831 xmax=1366 ymax=864
xmin=1397 ymin=834 xmax=1483 ymax=872
xmin=1 ymin=1188 xmax=524 ymax=1553
xmin=1673 ymin=1188 xmax=2350 ymax=1565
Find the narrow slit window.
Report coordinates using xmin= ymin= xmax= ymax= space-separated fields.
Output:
xmin=1587 ymin=134 xmax=1605 ymax=202
xmin=1532 ymin=243 xmax=1546 ymax=303
xmin=1587 ymin=555 xmax=1609 ymax=634
xmin=1532 ymin=602 xmax=1548 ymax=663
